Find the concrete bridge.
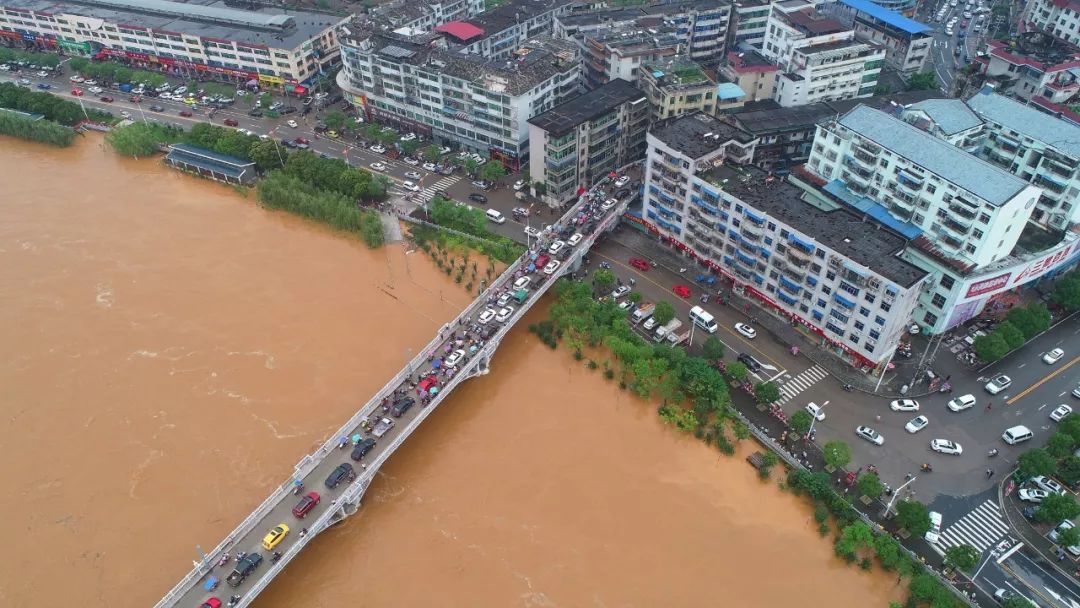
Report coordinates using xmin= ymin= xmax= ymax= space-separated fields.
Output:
xmin=157 ymin=183 xmax=626 ymax=608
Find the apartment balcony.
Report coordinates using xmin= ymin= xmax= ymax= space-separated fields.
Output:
xmin=739 ymin=224 xmax=763 ymax=242
xmin=948 ymin=202 xmax=978 ymax=220
xmin=943 ymin=216 xmax=971 ymax=235
xmin=786 ymin=247 xmax=811 ymax=267
xmin=897 ymin=171 xmax=924 ymax=192
xmin=1035 ymin=172 xmax=1068 ymax=194
xmin=783 ymin=263 xmax=807 ymax=283
xmin=736 ymin=239 xmax=760 ymax=257
xmin=851 ymin=148 xmax=877 ymax=167
xmin=940 ymin=232 xmax=964 ymax=250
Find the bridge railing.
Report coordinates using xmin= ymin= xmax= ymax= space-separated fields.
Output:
xmin=157 ymin=181 xmax=611 ymax=608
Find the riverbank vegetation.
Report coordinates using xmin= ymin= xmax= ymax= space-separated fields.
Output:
xmin=105 ymin=121 xmax=182 ymax=157
xmin=0 ymin=82 xmax=112 ymax=126
xmin=0 ymin=110 xmax=75 ymax=146
xmin=67 ymin=57 xmax=168 ymax=89
xmin=414 ymin=197 xmax=525 ymax=266
xmin=411 ymin=225 xmax=499 ymax=293
xmin=256 ymin=171 xmax=383 ymax=247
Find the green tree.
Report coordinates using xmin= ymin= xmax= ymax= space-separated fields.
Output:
xmin=322 ymin=109 xmax=347 ymax=132
xmin=248 ymin=139 xmax=288 ymax=172
xmin=1035 ymin=492 xmax=1080 ymax=524
xmin=651 ymin=300 xmax=675 ymax=326
xmin=754 ymin=381 xmax=780 ymax=404
xmin=1056 ymin=525 xmax=1080 ymax=551
xmin=873 ymin=534 xmax=903 ymax=571
xmin=593 ymin=268 xmax=616 ymax=295
xmin=1001 ymin=597 xmax=1037 ymax=608
xmin=995 ymin=321 xmax=1025 ymax=350
xmin=907 ymin=71 xmax=937 ymax=90
xmin=823 ymin=440 xmax=851 ymax=469
xmin=628 ymin=291 xmax=642 ymax=305
xmin=701 ymin=336 xmax=725 ymax=361
xmin=857 ymin=472 xmax=884 ymax=500
xmin=422 ymin=144 xmax=441 ymax=163
xmin=895 ymin=500 xmax=932 ymax=536
xmin=1017 ymin=448 xmax=1057 ymax=478
xmin=463 ymin=157 xmax=479 ymax=176
xmin=973 ymin=332 xmax=1010 ymax=362
xmin=1057 ymin=455 xmax=1080 ymax=486
xmin=944 ymin=544 xmax=979 ymax=572
xmin=1052 ymin=270 xmax=1080 ymax=311
xmin=724 ymin=361 xmax=748 ymax=383
xmin=834 ymin=521 xmax=874 ymax=561
xmin=1046 ymin=432 xmax=1078 ymax=458
xmin=105 ymin=121 xmax=180 ymax=157
xmin=1007 ymin=304 xmax=1051 ymax=339
xmin=359 ymin=211 xmax=384 ymax=248
xmin=401 ymin=139 xmax=420 ymax=156
xmin=68 ymin=56 xmax=89 ymax=74
xmin=789 ymin=410 xmax=813 ymax=436
xmin=480 ymin=160 xmax=507 ymax=183
xmin=1060 ymin=414 xmax=1080 ymax=444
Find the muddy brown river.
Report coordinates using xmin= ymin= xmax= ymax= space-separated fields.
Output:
xmin=0 ymin=137 xmax=900 ymax=607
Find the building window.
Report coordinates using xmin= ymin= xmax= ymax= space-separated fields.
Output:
xmin=978 ymin=213 xmax=991 ymax=224
xmin=874 ymin=315 xmax=885 ymax=326
xmin=854 ymin=321 xmax=865 ymax=331
xmin=881 ymin=301 xmax=891 ymax=312
xmin=859 ymin=306 xmax=869 ymax=317
xmin=826 ymin=270 xmax=836 ymax=281
xmin=822 ymin=286 xmax=832 ymax=295
xmin=923 ymin=311 xmax=938 ymax=326
xmin=864 ymin=293 xmax=875 ymax=304
xmin=869 ymin=329 xmax=880 ymax=340
xmin=848 ymin=334 xmax=860 ymax=345
xmin=931 ymin=293 xmax=946 ymax=308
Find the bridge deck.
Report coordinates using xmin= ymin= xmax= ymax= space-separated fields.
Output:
xmin=158 ymin=182 xmax=625 ymax=608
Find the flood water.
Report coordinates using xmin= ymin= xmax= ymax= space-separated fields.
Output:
xmin=0 ymin=137 xmax=900 ymax=607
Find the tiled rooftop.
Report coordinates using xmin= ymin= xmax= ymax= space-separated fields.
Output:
xmin=651 ymin=112 xmax=752 ymax=158
xmin=967 ymin=89 xmax=1080 ymax=159
xmin=528 ymin=78 xmax=644 ymax=136
xmin=906 ymin=98 xmax=983 ymax=135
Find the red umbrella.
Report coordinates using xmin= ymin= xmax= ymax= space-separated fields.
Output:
xmin=673 ymin=285 xmax=691 ymax=298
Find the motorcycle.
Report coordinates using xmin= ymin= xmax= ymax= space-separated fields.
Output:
xmin=292 ymin=480 xmax=304 ymax=496
xmin=271 ymin=551 xmax=283 ymax=564
xmin=217 ymin=553 xmax=230 ymax=568
xmin=988 ymin=449 xmax=999 ymax=457
xmin=228 ymin=595 xmax=241 ymax=607
xmin=920 ymin=463 xmax=933 ymax=472
xmin=337 ymin=436 xmax=348 ymax=450
xmin=842 ymin=384 xmax=854 ymax=392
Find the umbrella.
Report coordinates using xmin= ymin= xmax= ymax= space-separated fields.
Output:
xmin=351 ymin=433 xmax=362 ymax=445
xmin=444 ymin=344 xmax=452 ymax=353
xmin=430 ymin=386 xmax=439 ymax=394
xmin=431 ymin=358 xmax=442 ymax=369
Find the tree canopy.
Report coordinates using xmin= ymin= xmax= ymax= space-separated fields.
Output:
xmin=895 ymin=500 xmax=932 ymax=536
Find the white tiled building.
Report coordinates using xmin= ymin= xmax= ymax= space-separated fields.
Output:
xmin=640 ymin=112 xmax=928 ymax=366
xmin=1025 ymin=0 xmax=1080 ymax=47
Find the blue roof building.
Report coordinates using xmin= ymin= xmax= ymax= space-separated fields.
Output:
xmin=165 ymin=143 xmax=257 ymax=185
xmin=826 ymin=0 xmax=933 ymax=75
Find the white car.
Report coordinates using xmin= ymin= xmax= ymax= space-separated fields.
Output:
xmin=369 ymin=162 xmax=387 ymax=172
xmin=805 ymin=402 xmax=825 ymax=421
xmin=548 ymin=240 xmax=566 ymax=255
xmin=400 ymin=133 xmax=417 ymax=141
xmin=601 ymin=198 xmax=618 ymax=211
xmin=439 ymin=146 xmax=451 ymax=154
xmin=567 ymin=233 xmax=583 ymax=247
xmin=856 ymin=425 xmax=884 ymax=445
xmin=617 ymin=300 xmax=634 ymax=311
xmin=404 ymin=171 xmax=421 ymax=180
xmin=83 ymin=79 xmax=98 ymax=86
xmin=88 ymin=86 xmax=103 ymax=94
xmin=1042 ymin=348 xmax=1065 ymax=364
xmin=1030 ymin=475 xmax=1065 ymax=495
xmin=524 ymin=226 xmax=541 ymax=238
xmin=69 ymin=75 xmax=84 ymax=83
xmin=643 ymin=317 xmax=659 ymax=330
xmin=444 ymin=349 xmax=466 ymax=368
xmin=403 ymin=156 xmax=419 ymax=165
xmin=890 ymin=399 xmax=920 ymax=412
xmin=611 ymin=285 xmax=631 ymax=299
xmin=985 ymin=374 xmax=1011 ymax=394
xmin=120 ymin=110 xmax=131 ymax=119
xmin=173 ymin=85 xmax=187 ymax=94
xmin=1018 ymin=488 xmax=1049 ymax=503
xmin=402 ymin=181 xmax=421 ymax=192
xmin=543 ymin=260 xmax=561 ymax=275
xmin=930 ymin=439 xmax=962 ymax=455
xmin=369 ymin=144 xmax=387 ymax=154
xmin=286 ymin=119 xmax=298 ymax=128
xmin=513 ymin=276 xmax=531 ymax=290
xmin=947 ymin=394 xmax=976 ymax=412
xmin=734 ymin=323 xmax=757 ymax=339
xmin=477 ymin=308 xmax=496 ymax=324
xmin=1051 ymin=404 xmax=1073 ymax=422
xmin=925 ymin=511 xmax=943 ymax=543
xmin=513 ymin=179 xmax=525 ymax=191
xmin=495 ymin=306 xmax=514 ymax=322
xmin=905 ymin=415 xmax=929 ymax=434
xmin=422 ymin=162 xmax=438 ymax=172
xmin=614 ymin=175 xmax=630 ymax=187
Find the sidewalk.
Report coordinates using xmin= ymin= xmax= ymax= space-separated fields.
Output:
xmin=608 ymin=226 xmax=917 ymax=397
xmin=1001 ymin=481 xmax=1080 ymax=581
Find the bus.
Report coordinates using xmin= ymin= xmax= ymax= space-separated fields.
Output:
xmin=688 ymin=305 xmax=718 ymax=333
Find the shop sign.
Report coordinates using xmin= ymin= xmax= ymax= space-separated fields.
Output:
xmin=258 ymin=73 xmax=284 ymax=85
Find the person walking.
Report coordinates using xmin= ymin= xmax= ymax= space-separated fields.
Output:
xmin=986 ymin=402 xmax=992 ymax=411
xmin=986 ymin=468 xmax=994 ymax=479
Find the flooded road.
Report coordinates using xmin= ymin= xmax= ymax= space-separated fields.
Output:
xmin=0 ymin=137 xmax=898 ymax=607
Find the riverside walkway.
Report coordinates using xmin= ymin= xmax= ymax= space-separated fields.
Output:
xmin=158 ymin=182 xmax=626 ymax=608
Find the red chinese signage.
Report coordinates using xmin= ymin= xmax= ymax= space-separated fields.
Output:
xmin=964 ymin=241 xmax=1080 ymax=300
xmin=965 ymin=272 xmax=1011 ymax=298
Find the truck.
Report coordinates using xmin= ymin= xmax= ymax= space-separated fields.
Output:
xmin=666 ymin=328 xmax=692 ymax=347
xmin=372 ymin=417 xmax=395 ymax=438
xmin=226 ymin=552 xmax=264 ymax=587
xmin=631 ymin=302 xmax=655 ymax=324
xmin=653 ymin=318 xmax=682 ymax=343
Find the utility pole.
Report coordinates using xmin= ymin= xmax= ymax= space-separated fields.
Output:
xmin=882 ymin=475 xmax=917 ymax=519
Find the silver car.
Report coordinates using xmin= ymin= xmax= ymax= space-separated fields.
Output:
xmin=856 ymin=425 xmax=884 ymax=445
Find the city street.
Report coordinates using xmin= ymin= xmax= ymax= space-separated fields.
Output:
xmin=976 ymin=546 xmax=1080 ymax=607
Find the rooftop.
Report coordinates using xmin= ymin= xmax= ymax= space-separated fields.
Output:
xmin=987 ymin=32 xmax=1080 ymax=70
xmin=435 ymin=21 xmax=485 ymax=43
xmin=1 ymin=0 xmax=341 ymax=50
xmin=906 ymin=98 xmax=983 ymax=135
xmin=781 ymin=8 xmax=849 ymax=37
xmin=838 ymin=0 xmax=930 ymax=35
xmin=725 ymin=50 xmax=778 ymax=73
xmin=640 ymin=0 xmax=733 ymax=16
xmin=586 ymin=26 xmax=684 ymax=52
xmin=528 ymin=78 xmax=644 ymax=136
xmin=967 ymin=89 xmax=1080 ymax=159
xmin=706 ymin=165 xmax=927 ymax=286
xmin=650 ymin=111 xmax=752 ymax=158
xmin=837 ymin=105 xmax=1029 ymax=207
xmin=642 ymin=58 xmax=713 ymax=88
xmin=730 ymin=90 xmax=939 ymax=135
xmin=556 ymin=7 xmax=643 ymax=27
xmin=460 ymin=0 xmax=573 ymax=45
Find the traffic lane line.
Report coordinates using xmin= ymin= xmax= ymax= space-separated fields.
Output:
xmin=1006 ymin=353 xmax=1080 ymax=405
xmin=590 ymin=250 xmax=785 ymax=370
xmin=999 ymin=562 xmax=1066 ymax=608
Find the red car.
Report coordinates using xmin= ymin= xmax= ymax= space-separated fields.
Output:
xmin=291 ymin=491 xmax=321 ymax=518
xmin=179 ymin=109 xmax=193 ymax=117
xmin=99 ymin=96 xmax=114 ymax=103
xmin=129 ymin=95 xmax=142 ymax=103
xmin=70 ymin=88 xmax=83 ymax=97
xmin=629 ymin=258 xmax=649 ymax=271
xmin=419 ymin=375 xmax=438 ymax=393
xmin=672 ymin=285 xmax=691 ymax=298
xmin=223 ymin=118 xmax=239 ymax=127
xmin=534 ymin=254 xmax=551 ymax=270
xmin=200 ymin=599 xmax=221 ymax=608
xmin=294 ymin=137 xmax=310 ymax=145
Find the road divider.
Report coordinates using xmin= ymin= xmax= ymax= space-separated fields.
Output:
xmin=1006 ymin=353 xmax=1080 ymax=405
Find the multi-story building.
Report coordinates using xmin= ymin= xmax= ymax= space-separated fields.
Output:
xmin=761 ymin=0 xmax=852 ymax=66
xmin=581 ymin=27 xmax=684 ymax=89
xmin=718 ymin=50 xmax=778 ymax=103
xmin=553 ymin=7 xmax=643 ymax=40
xmin=640 ymin=112 xmax=928 ymax=366
xmin=806 ymin=104 xmax=1049 ymax=333
xmin=826 ymin=0 xmax=931 ymax=76
xmin=639 ymin=58 xmax=717 ymax=120
xmin=1025 ymin=0 xmax=1080 ymax=47
xmin=967 ymin=88 xmax=1080 ymax=230
xmin=641 ymin=0 xmax=733 ymax=63
xmin=372 ymin=0 xmax=486 ymax=33
xmin=0 ymin=0 xmax=346 ymax=90
xmin=337 ymin=30 xmax=580 ymax=169
xmin=772 ymin=38 xmax=884 ymax=106
xmin=979 ymin=33 xmax=1080 ymax=103
xmin=528 ymin=78 xmax=649 ymax=203
xmin=730 ymin=0 xmax=773 ymax=49
xmin=447 ymin=0 xmax=575 ymax=60
xmin=865 ymin=0 xmax=917 ymax=16
xmin=900 ymin=98 xmax=984 ymax=149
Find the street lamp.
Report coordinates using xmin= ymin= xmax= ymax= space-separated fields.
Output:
xmin=806 ymin=400 xmax=830 ymax=437
xmin=881 ymin=475 xmax=917 ymax=519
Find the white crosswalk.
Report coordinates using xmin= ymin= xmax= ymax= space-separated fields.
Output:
xmin=933 ymin=499 xmax=1011 ymax=553
xmin=775 ymin=365 xmax=829 ymax=404
xmin=417 ymin=176 xmax=461 ymax=202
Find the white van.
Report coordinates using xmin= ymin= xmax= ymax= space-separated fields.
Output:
xmin=485 ymin=209 xmax=505 ymax=224
xmin=1002 ymin=425 xmax=1033 ymax=445
xmin=688 ymin=305 xmax=718 ymax=333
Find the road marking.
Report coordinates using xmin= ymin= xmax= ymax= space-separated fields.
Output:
xmin=776 ymin=365 xmax=829 ymax=405
xmin=933 ymin=499 xmax=1010 ymax=553
xmin=1006 ymin=353 xmax=1080 ymax=405
xmin=1017 ymin=363 xmax=1026 ymax=369
xmin=1038 ymin=403 xmax=1047 ymax=410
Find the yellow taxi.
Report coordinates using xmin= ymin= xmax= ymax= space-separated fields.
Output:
xmin=262 ymin=523 xmax=290 ymax=550
xmin=183 ymin=96 xmax=197 ymax=106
